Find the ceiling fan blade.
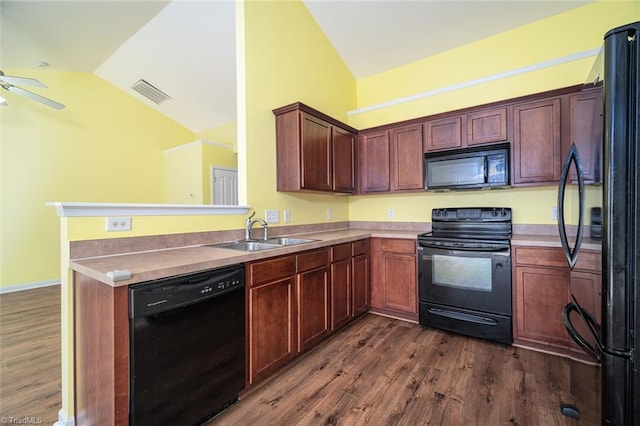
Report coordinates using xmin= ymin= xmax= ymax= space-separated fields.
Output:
xmin=5 ymin=85 xmax=65 ymax=110
xmin=0 ymin=75 xmax=47 ymax=88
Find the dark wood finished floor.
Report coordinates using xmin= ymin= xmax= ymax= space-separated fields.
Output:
xmin=210 ymin=315 xmax=601 ymax=426
xmin=0 ymin=285 xmax=61 ymax=424
xmin=0 ymin=286 xmax=600 ymax=425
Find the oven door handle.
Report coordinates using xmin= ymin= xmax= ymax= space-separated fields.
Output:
xmin=417 ymin=242 xmax=510 ymax=252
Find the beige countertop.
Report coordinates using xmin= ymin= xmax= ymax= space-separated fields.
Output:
xmin=71 ymin=227 xmax=601 ymax=287
xmin=511 ymin=234 xmax=602 ymax=252
xmin=70 ymin=228 xmax=421 ymax=287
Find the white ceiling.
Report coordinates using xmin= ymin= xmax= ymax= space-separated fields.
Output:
xmin=0 ymin=0 xmax=593 ymax=133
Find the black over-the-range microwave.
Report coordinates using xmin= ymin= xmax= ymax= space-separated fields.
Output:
xmin=424 ymin=143 xmax=510 ymax=191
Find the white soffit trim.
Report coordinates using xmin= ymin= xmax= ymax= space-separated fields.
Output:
xmin=46 ymin=202 xmax=250 ymax=217
xmin=348 ymin=48 xmax=601 ymax=116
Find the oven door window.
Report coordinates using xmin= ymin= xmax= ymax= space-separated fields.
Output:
xmin=419 ymin=247 xmax=512 ymax=316
xmin=432 ymin=254 xmax=492 ymax=292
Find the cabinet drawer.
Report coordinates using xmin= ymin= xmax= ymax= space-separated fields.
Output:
xmin=380 ymin=238 xmax=415 ymax=254
xmin=352 ymin=239 xmax=369 ymax=257
xmin=514 ymin=246 xmax=566 ymax=268
xmin=331 ymin=243 xmax=351 ymax=262
xmin=574 ymin=251 xmax=601 ymax=273
xmin=296 ymin=248 xmax=330 ymax=272
xmin=248 ymin=256 xmax=295 ymax=286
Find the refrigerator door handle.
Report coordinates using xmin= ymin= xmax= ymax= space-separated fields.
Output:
xmin=557 ymin=143 xmax=585 ymax=269
xmin=562 ymin=295 xmax=602 ymax=362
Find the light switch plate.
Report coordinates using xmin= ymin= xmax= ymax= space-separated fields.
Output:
xmin=283 ymin=210 xmax=291 ymax=223
xmin=265 ymin=209 xmax=279 ymax=223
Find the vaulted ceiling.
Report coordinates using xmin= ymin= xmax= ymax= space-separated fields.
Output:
xmin=0 ymin=0 xmax=593 ymax=132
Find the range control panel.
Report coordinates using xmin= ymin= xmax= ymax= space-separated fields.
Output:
xmin=431 ymin=207 xmax=512 ymax=222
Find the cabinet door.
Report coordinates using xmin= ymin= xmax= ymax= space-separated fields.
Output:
xmin=332 ymin=127 xmax=356 ymax=193
xmin=331 ymin=258 xmax=352 ymax=330
xmin=301 ymin=113 xmax=332 ymax=191
xmin=249 ymin=277 xmax=296 ymax=384
xmin=424 ymin=116 xmax=462 ymax=152
xmin=352 ymin=253 xmax=369 ymax=317
xmin=466 ymin=107 xmax=507 ymax=146
xmin=512 ymin=97 xmax=562 ymax=184
xmin=381 ymin=252 xmax=417 ymax=315
xmin=569 ymin=271 xmax=602 ymax=356
xmin=358 ymin=131 xmax=390 ymax=193
xmin=568 ymin=89 xmax=603 ymax=184
xmin=297 ymin=266 xmax=330 ymax=353
xmin=514 ymin=265 xmax=569 ymax=349
xmin=390 ymin=123 xmax=424 ymax=191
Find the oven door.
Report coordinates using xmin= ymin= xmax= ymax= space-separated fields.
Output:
xmin=418 ymin=243 xmax=511 ymax=316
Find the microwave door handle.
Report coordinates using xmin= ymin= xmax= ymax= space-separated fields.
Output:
xmin=484 ymin=157 xmax=489 ymax=183
xmin=557 ymin=143 xmax=585 ymax=269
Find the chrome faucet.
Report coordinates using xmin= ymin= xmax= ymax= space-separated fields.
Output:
xmin=245 ymin=211 xmax=269 ymax=241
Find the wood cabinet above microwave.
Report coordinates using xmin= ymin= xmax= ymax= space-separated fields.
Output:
xmin=424 ymin=107 xmax=508 ymax=152
xmin=273 ymin=102 xmax=357 ymax=194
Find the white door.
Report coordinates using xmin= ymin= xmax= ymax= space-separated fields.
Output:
xmin=211 ymin=166 xmax=238 ymax=205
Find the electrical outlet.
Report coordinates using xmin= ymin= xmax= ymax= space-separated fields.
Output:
xmin=283 ymin=210 xmax=291 ymax=223
xmin=265 ymin=209 xmax=279 ymax=223
xmin=551 ymin=206 xmax=558 ymax=221
xmin=327 ymin=209 xmax=333 ymax=221
xmin=388 ymin=209 xmax=395 ymax=219
xmin=106 ymin=216 xmax=132 ymax=232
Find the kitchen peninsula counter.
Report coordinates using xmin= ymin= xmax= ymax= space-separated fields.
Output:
xmin=70 ymin=228 xmax=422 ymax=287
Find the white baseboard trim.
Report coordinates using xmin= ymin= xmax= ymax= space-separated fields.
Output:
xmin=54 ymin=408 xmax=75 ymax=426
xmin=0 ymin=279 xmax=60 ymax=294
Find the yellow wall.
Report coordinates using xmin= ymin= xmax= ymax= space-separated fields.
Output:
xmin=196 ymin=121 xmax=238 ymax=151
xmin=348 ymin=1 xmax=638 ymax=226
xmin=0 ymin=70 xmax=197 ymax=289
xmin=241 ymin=0 xmax=357 ymax=224
xmin=164 ymin=141 xmax=203 ymax=203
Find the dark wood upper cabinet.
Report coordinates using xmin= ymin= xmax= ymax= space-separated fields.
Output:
xmin=512 ymin=97 xmax=562 ymax=185
xmin=358 ymin=130 xmax=391 ymax=193
xmin=332 ymin=126 xmax=357 ymax=192
xmin=390 ymin=123 xmax=424 ymax=191
xmin=567 ymin=87 xmax=603 ymax=184
xmin=466 ymin=107 xmax=508 ymax=146
xmin=273 ymin=102 xmax=357 ymax=194
xmin=301 ymin=113 xmax=332 ymax=191
xmin=424 ymin=116 xmax=462 ymax=151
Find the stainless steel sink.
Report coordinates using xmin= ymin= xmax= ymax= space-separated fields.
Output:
xmin=205 ymin=237 xmax=318 ymax=252
xmin=263 ymin=237 xmax=318 ymax=246
xmin=206 ymin=241 xmax=281 ymax=251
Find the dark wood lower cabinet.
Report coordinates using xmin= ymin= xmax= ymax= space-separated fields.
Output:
xmin=248 ymin=240 xmax=370 ymax=387
xmin=370 ymin=238 xmax=418 ymax=322
xmin=297 ymin=265 xmax=330 ymax=352
xmin=513 ymin=246 xmax=602 ymax=361
xmin=352 ymin=239 xmax=370 ymax=317
xmin=249 ymin=277 xmax=296 ymax=384
xmin=331 ymin=243 xmax=352 ymax=330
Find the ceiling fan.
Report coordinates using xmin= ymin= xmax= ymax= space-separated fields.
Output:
xmin=0 ymin=70 xmax=65 ymax=110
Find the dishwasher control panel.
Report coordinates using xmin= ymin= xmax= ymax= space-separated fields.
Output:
xmin=129 ymin=264 xmax=245 ymax=318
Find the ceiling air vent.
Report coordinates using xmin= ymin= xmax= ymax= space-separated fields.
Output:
xmin=130 ymin=79 xmax=171 ymax=104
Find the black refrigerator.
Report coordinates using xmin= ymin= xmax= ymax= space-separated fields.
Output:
xmin=558 ymin=21 xmax=639 ymax=425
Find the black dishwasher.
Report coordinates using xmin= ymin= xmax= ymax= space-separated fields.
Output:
xmin=129 ymin=264 xmax=245 ymax=426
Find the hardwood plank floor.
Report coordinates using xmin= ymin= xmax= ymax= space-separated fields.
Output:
xmin=210 ymin=315 xmax=601 ymax=426
xmin=0 ymin=286 xmax=61 ymax=424
xmin=0 ymin=287 xmax=600 ymax=426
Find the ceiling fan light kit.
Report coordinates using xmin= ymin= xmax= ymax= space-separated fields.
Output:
xmin=0 ymin=70 xmax=65 ymax=110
